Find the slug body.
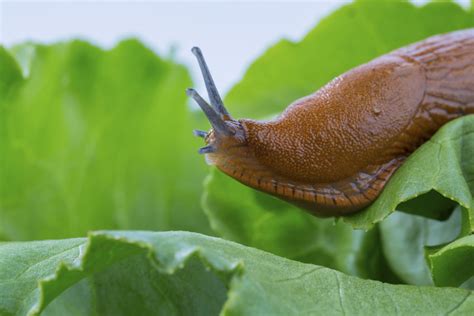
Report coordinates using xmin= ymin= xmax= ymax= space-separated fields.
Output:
xmin=189 ymin=29 xmax=474 ymax=217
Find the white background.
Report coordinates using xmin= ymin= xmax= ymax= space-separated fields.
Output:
xmin=0 ymin=0 xmax=470 ymax=94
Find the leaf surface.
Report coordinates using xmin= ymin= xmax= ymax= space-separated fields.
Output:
xmin=1 ymin=231 xmax=473 ymax=316
xmin=427 ymin=234 xmax=474 ymax=287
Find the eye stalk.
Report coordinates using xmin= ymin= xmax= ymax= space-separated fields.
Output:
xmin=187 ymin=47 xmax=238 ymax=154
xmin=191 ymin=47 xmax=230 ymax=118
xmin=186 ymin=88 xmax=232 ymax=137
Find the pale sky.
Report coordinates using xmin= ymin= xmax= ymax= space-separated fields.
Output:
xmin=0 ymin=1 xmax=470 ymax=94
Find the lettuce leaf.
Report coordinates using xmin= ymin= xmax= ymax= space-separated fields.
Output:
xmin=0 ymin=40 xmax=211 ymax=240
xmin=1 ymin=231 xmax=473 ymax=315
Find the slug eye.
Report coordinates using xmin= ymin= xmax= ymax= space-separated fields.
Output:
xmin=187 ymin=46 xmax=234 ymax=155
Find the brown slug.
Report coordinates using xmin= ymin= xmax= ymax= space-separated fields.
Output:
xmin=188 ymin=29 xmax=474 ymax=217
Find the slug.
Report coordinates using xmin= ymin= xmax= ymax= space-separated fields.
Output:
xmin=188 ymin=29 xmax=474 ymax=217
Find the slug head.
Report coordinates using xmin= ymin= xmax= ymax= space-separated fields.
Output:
xmin=187 ymin=47 xmax=248 ymax=164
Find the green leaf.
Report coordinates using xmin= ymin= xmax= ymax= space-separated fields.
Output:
xmin=379 ymin=209 xmax=462 ymax=286
xmin=1 ymin=231 xmax=474 ymax=316
xmin=0 ymin=47 xmax=23 ymax=97
xmin=0 ymin=40 xmax=211 ymax=240
xmin=427 ymin=234 xmax=474 ymax=287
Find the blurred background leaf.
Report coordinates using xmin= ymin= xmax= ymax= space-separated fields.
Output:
xmin=0 ymin=40 xmax=212 ymax=240
xmin=379 ymin=209 xmax=462 ymax=286
xmin=427 ymin=234 xmax=474 ymax=287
